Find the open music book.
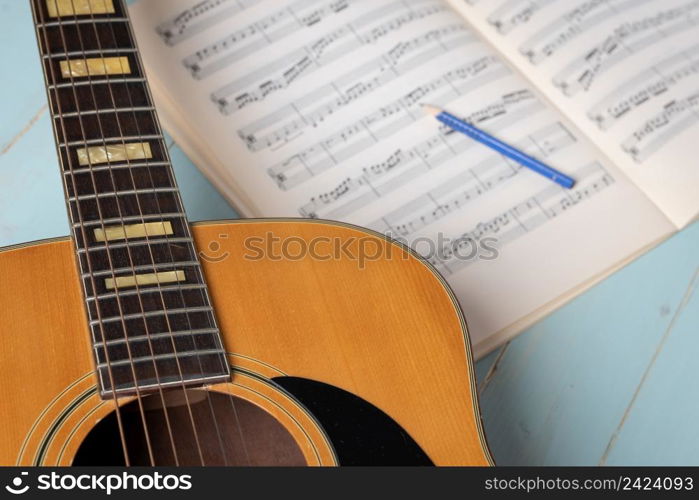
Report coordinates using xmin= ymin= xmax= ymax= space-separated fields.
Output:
xmin=129 ymin=0 xmax=699 ymax=358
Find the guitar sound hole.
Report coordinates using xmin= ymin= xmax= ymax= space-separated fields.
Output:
xmin=73 ymin=389 xmax=306 ymax=466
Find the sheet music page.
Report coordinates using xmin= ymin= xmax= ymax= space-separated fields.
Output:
xmin=447 ymin=0 xmax=699 ymax=227
xmin=130 ymin=0 xmax=673 ymax=355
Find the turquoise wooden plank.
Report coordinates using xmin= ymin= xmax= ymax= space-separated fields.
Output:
xmin=0 ymin=114 xmax=67 ymax=246
xmin=478 ymin=222 xmax=699 ymax=465
xmin=0 ymin=124 xmax=235 ymax=248
xmin=0 ymin=0 xmax=47 ymax=151
xmin=0 ymin=0 xmax=234 ymax=248
xmin=167 ymin=140 xmax=238 ymax=222
xmin=602 ymin=267 xmax=699 ymax=465
xmin=475 ymin=344 xmax=505 ymax=388
xmin=0 ymin=131 xmax=236 ymax=248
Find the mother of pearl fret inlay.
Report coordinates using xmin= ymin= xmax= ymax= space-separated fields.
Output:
xmin=104 ymin=270 xmax=186 ymax=290
xmin=31 ymin=0 xmax=231 ymax=397
xmin=47 ymin=0 xmax=115 ymax=18
xmin=76 ymin=142 xmax=152 ymax=166
xmin=59 ymin=56 xmax=130 ymax=78
xmin=94 ymin=221 xmax=174 ymax=242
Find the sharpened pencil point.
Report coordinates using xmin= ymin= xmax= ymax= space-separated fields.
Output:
xmin=422 ymin=103 xmax=442 ymax=116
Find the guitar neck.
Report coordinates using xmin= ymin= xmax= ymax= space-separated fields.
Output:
xmin=29 ymin=0 xmax=230 ymax=397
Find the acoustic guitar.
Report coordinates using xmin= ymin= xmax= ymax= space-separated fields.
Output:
xmin=0 ymin=0 xmax=492 ymax=466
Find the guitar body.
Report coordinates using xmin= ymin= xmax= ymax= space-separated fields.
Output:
xmin=0 ymin=219 xmax=491 ymax=466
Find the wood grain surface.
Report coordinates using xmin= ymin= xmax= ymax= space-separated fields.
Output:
xmin=0 ymin=221 xmax=491 ymax=465
xmin=0 ymin=0 xmax=697 ymax=465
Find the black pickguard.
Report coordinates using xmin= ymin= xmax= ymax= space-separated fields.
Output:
xmin=273 ymin=376 xmax=432 ymax=465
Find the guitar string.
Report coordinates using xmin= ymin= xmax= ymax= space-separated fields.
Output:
xmin=37 ymin=0 xmax=250 ymax=466
xmin=66 ymin=0 xmax=221 ymax=465
xmin=42 ymin=0 xmax=216 ymax=466
xmin=120 ymin=0 xmax=253 ymax=466
xmin=32 ymin=0 xmax=140 ymax=465
xmin=67 ymin=0 xmax=192 ymax=465
xmin=87 ymin=0 xmax=233 ymax=465
xmin=45 ymin=0 xmax=166 ymax=465
xmin=116 ymin=0 xmax=255 ymax=465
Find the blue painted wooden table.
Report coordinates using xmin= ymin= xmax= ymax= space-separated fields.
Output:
xmin=1 ymin=0 xmax=698 ymax=465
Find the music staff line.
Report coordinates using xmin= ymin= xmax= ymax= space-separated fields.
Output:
xmin=518 ymin=0 xmax=655 ymax=64
xmin=367 ymin=122 xmax=577 ymax=238
xmin=296 ymin=95 xmax=545 ymax=219
xmin=183 ymin=0 xmax=442 ymax=80
xmin=552 ymin=1 xmax=699 ymax=96
xmin=241 ymin=54 xmax=507 ymax=154
xmin=157 ymin=0 xmax=262 ymax=46
xmin=275 ymin=89 xmax=538 ymax=197
xmin=183 ymin=0 xmax=347 ymax=79
xmin=486 ymin=0 xmax=557 ymax=35
xmin=587 ymin=42 xmax=699 ymax=129
xmin=237 ymin=33 xmax=480 ymax=150
xmin=430 ymin=162 xmax=615 ymax=275
xmin=210 ymin=6 xmax=457 ymax=113
xmin=622 ymin=90 xmax=699 ymax=162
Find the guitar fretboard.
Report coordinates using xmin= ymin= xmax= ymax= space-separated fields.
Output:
xmin=30 ymin=0 xmax=230 ymax=397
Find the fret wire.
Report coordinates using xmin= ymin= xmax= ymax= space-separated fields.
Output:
xmin=60 ymin=134 xmax=163 ymax=147
xmin=105 ymin=373 xmax=231 ymax=395
xmin=50 ymin=0 xmax=162 ymax=408
xmin=112 ymin=0 xmax=230 ymax=386
xmin=73 ymin=212 xmax=187 ymax=227
xmin=42 ymin=0 xmax=174 ymax=445
xmin=120 ymin=0 xmax=234 ymax=389
xmin=83 ymin=260 xmax=201 ymax=279
xmin=69 ymin=187 xmax=179 ymax=202
xmin=30 ymin=0 xmax=134 ymax=461
xmin=49 ymin=77 xmax=147 ymax=89
xmin=86 ymin=284 xmax=208 ymax=302
xmin=66 ymin=5 xmax=185 ymax=388
xmin=65 ymin=160 xmax=172 ymax=175
xmin=37 ymin=0 xmax=229 ymax=448
xmin=96 ymin=328 xmax=220 ymax=347
xmin=43 ymin=48 xmax=138 ymax=59
xmin=37 ymin=17 xmax=129 ymax=28
xmin=96 ymin=349 xmax=226 ymax=369
xmin=58 ymin=106 xmax=156 ymax=118
xmin=34 ymin=0 xmax=129 ymax=376
xmin=77 ymin=237 xmax=194 ymax=253
xmin=89 ymin=306 xmax=214 ymax=325
xmin=109 ymin=0 xmax=234 ymax=453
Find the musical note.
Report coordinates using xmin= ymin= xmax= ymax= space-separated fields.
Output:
xmin=275 ymin=90 xmax=539 ymax=195
xmin=368 ymin=122 xmax=576 ymax=235
xmin=182 ymin=0 xmax=352 ymax=79
xmin=429 ymin=162 xmax=614 ymax=274
xmin=156 ymin=0 xmax=262 ymax=46
xmin=211 ymin=17 xmax=467 ymax=114
xmin=621 ymin=91 xmax=699 ymax=162
xmin=297 ymin=110 xmax=575 ymax=221
xmin=552 ymin=1 xmax=699 ymax=96
xmin=486 ymin=0 xmax=556 ymax=35
xmin=470 ymin=0 xmax=699 ymax=179
xmin=130 ymin=0 xmax=654 ymax=349
xmin=239 ymin=55 xmax=507 ymax=152
xmin=587 ymin=45 xmax=699 ymax=129
xmin=518 ymin=0 xmax=656 ymax=65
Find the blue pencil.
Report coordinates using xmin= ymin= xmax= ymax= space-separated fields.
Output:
xmin=423 ymin=104 xmax=575 ymax=189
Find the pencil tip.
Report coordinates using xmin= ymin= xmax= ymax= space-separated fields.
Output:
xmin=421 ymin=103 xmax=442 ymax=116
